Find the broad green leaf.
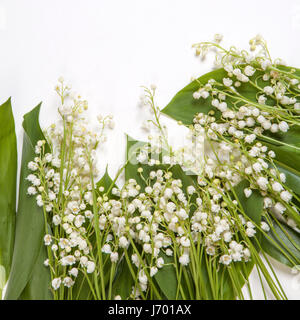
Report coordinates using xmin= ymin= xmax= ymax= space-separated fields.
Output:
xmin=125 ymin=135 xmax=151 ymax=185
xmin=264 ymin=126 xmax=300 ymax=148
xmin=151 ymin=253 xmax=181 ymax=300
xmin=97 ymin=168 xmax=113 ymax=189
xmin=96 ymin=167 xmax=118 ymax=199
xmin=111 ymin=258 xmax=134 ymax=300
xmin=264 ymin=142 xmax=300 ymax=173
xmin=215 ymin=260 xmax=254 ymax=300
xmin=0 ymin=98 xmax=16 ymax=296
xmin=261 ymin=219 xmax=300 ymax=267
xmin=273 ymin=161 xmax=300 ymax=196
xmin=0 ymin=266 xmax=5 ymax=294
xmin=18 ymin=240 xmax=51 ymax=300
xmin=277 ymin=65 xmax=300 ymax=80
xmin=161 ymin=69 xmax=226 ymax=125
xmin=234 ymin=180 xmax=264 ymax=225
xmin=5 ymin=103 xmax=52 ymax=300
xmin=111 ymin=247 xmax=135 ymax=300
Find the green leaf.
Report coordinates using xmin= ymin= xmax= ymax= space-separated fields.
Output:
xmin=234 ymin=180 xmax=264 ymax=225
xmin=18 ymin=240 xmax=51 ymax=300
xmin=0 ymin=98 xmax=17 ymax=295
xmin=125 ymin=135 xmax=150 ymax=185
xmin=264 ymin=142 xmax=300 ymax=173
xmin=161 ymin=69 xmax=226 ymax=125
xmin=5 ymin=103 xmax=52 ymax=300
xmin=273 ymin=161 xmax=300 ymax=196
xmin=96 ymin=167 xmax=118 ymax=198
xmin=151 ymin=253 xmax=181 ymax=300
xmin=261 ymin=219 xmax=300 ymax=267
xmin=264 ymin=126 xmax=300 ymax=148
xmin=111 ymin=248 xmax=135 ymax=300
xmin=111 ymin=259 xmax=134 ymax=300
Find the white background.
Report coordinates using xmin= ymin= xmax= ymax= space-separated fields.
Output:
xmin=0 ymin=0 xmax=300 ymax=299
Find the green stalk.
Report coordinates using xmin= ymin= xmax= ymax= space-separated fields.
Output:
xmin=256 ymin=265 xmax=267 ymax=300
xmin=124 ymin=249 xmax=146 ymax=300
xmin=108 ymin=263 xmax=116 ymax=299
xmin=128 ymin=236 xmax=162 ymax=299
xmin=182 ymin=267 xmax=194 ymax=299
xmin=83 ymin=271 xmax=98 ymax=300
xmin=42 ymin=205 xmax=57 ymax=300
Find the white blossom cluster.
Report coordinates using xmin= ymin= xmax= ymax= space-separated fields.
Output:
xmin=26 ymin=78 xmax=114 ymax=293
xmin=191 ymin=112 xmax=298 ymax=228
xmin=102 ymin=167 xmax=257 ymax=296
xmin=24 ymin=38 xmax=300 ymax=298
xmin=193 ymin=35 xmax=300 ymax=121
xmin=194 ymin=114 xmax=299 ymax=228
xmin=190 ymin=35 xmax=300 ymax=230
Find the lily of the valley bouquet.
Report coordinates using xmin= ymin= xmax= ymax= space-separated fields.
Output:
xmin=0 ymin=35 xmax=299 ymax=300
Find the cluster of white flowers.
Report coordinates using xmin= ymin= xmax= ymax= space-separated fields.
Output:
xmin=97 ymin=165 xmax=258 ymax=297
xmin=193 ymin=34 xmax=300 ymax=119
xmin=26 ymin=79 xmax=114 ymax=293
xmin=127 ymin=37 xmax=299 ymax=299
xmin=190 ymin=36 xmax=300 ymax=230
xmin=191 ymin=111 xmax=298 ymax=227
xmin=25 ymin=38 xmax=300 ymax=299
